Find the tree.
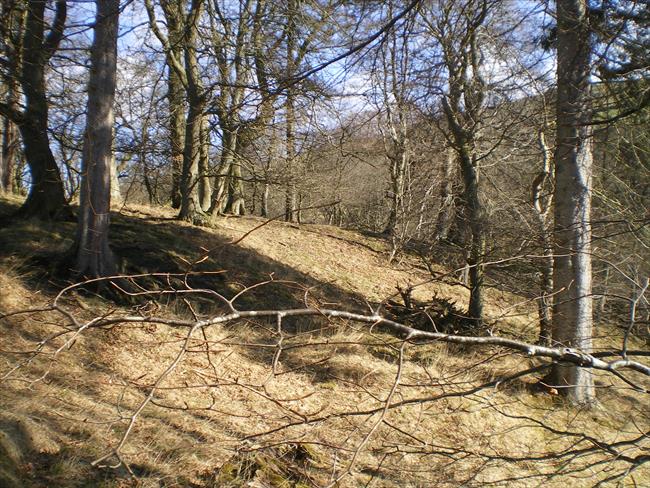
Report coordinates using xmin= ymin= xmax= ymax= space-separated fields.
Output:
xmin=550 ymin=0 xmax=596 ymax=405
xmin=421 ymin=0 xmax=492 ymax=326
xmin=160 ymin=0 xmax=186 ymax=209
xmin=371 ymin=1 xmax=415 ymax=239
xmin=0 ymin=0 xmax=22 ymax=195
xmin=0 ymin=0 xmax=70 ymax=219
xmin=206 ymin=0 xmax=258 ymax=218
xmin=146 ymin=0 xmax=209 ymax=224
xmin=73 ymin=0 xmax=120 ymax=277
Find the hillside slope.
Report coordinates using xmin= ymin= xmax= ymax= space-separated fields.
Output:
xmin=0 ymin=197 xmax=648 ymax=487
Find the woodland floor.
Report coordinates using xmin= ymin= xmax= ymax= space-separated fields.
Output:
xmin=0 ymin=195 xmax=648 ymax=487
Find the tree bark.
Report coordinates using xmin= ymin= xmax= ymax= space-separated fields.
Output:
xmin=163 ymin=1 xmax=186 ymax=209
xmin=13 ymin=0 xmax=70 ymax=220
xmin=284 ymin=0 xmax=298 ymax=222
xmin=533 ymin=130 xmax=554 ymax=346
xmin=384 ymin=149 xmax=407 ymax=236
xmin=435 ymin=147 xmax=456 ymax=241
xmin=224 ymin=157 xmax=245 ymax=215
xmin=74 ymin=0 xmax=119 ymax=278
xmin=198 ymin=116 xmax=211 ymax=212
xmin=177 ymin=0 xmax=207 ymax=224
xmin=458 ymin=150 xmax=485 ymax=325
xmin=284 ymin=89 xmax=297 ymax=222
xmin=550 ymin=0 xmax=596 ymax=405
xmin=208 ymin=127 xmax=236 ymax=216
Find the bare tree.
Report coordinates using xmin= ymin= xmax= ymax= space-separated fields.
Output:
xmin=160 ymin=0 xmax=186 ymax=209
xmin=73 ymin=0 xmax=120 ymax=277
xmin=421 ymin=0 xmax=492 ymax=326
xmin=0 ymin=0 xmax=70 ymax=219
xmin=206 ymin=0 xmax=257 ymax=218
xmin=0 ymin=0 xmax=22 ymax=195
xmin=371 ymin=0 xmax=416 ymax=240
xmin=146 ymin=0 xmax=209 ymax=224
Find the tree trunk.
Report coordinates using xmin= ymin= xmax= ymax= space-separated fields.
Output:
xmin=0 ymin=117 xmax=5 ymax=192
xmin=458 ymin=150 xmax=485 ymax=326
xmin=178 ymin=102 xmax=205 ymax=222
xmin=550 ymin=0 xmax=595 ymax=405
xmin=284 ymin=0 xmax=297 ymax=223
xmin=110 ymin=150 xmax=122 ymax=204
xmin=167 ymin=43 xmax=185 ymax=209
xmin=284 ymin=90 xmax=297 ymax=222
xmin=2 ymin=117 xmax=19 ymax=193
xmin=384 ymin=150 xmax=407 ymax=236
xmin=14 ymin=0 xmax=69 ymax=220
xmin=198 ymin=116 xmax=211 ymax=212
xmin=533 ymin=130 xmax=554 ymax=345
xmin=177 ymin=0 xmax=207 ymax=224
xmin=74 ymin=0 xmax=119 ymax=278
xmin=224 ymin=158 xmax=245 ymax=215
xmin=435 ymin=147 xmax=456 ymax=241
xmin=208 ymin=128 xmax=237 ymax=217
xmin=261 ymin=182 xmax=269 ymax=217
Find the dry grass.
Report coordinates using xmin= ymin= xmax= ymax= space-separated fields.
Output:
xmin=0 ymin=198 xmax=648 ymax=487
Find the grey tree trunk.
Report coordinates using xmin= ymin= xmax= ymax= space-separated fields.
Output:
xmin=551 ymin=0 xmax=596 ymax=405
xmin=378 ymin=4 xmax=412 ymax=238
xmin=533 ymin=130 xmax=554 ymax=346
xmin=74 ymin=0 xmax=119 ymax=278
xmin=261 ymin=182 xmax=269 ymax=217
xmin=110 ymin=151 xmax=122 ymax=204
xmin=225 ymin=158 xmax=245 ymax=215
xmin=384 ymin=149 xmax=407 ymax=236
xmin=208 ymin=128 xmax=237 ymax=217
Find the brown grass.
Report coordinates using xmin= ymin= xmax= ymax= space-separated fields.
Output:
xmin=0 ymin=198 xmax=648 ymax=487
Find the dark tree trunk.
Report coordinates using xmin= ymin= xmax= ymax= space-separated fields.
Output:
xmin=284 ymin=0 xmax=297 ymax=222
xmin=167 ymin=48 xmax=185 ymax=209
xmin=178 ymin=101 xmax=206 ymax=223
xmin=434 ymin=147 xmax=456 ymax=241
xmin=177 ymin=0 xmax=206 ymax=224
xmin=198 ymin=116 xmax=211 ymax=211
xmin=14 ymin=0 xmax=70 ymax=220
xmin=458 ymin=150 xmax=485 ymax=326
xmin=74 ymin=0 xmax=119 ymax=278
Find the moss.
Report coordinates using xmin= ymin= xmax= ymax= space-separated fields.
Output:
xmin=212 ymin=444 xmax=319 ymax=487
